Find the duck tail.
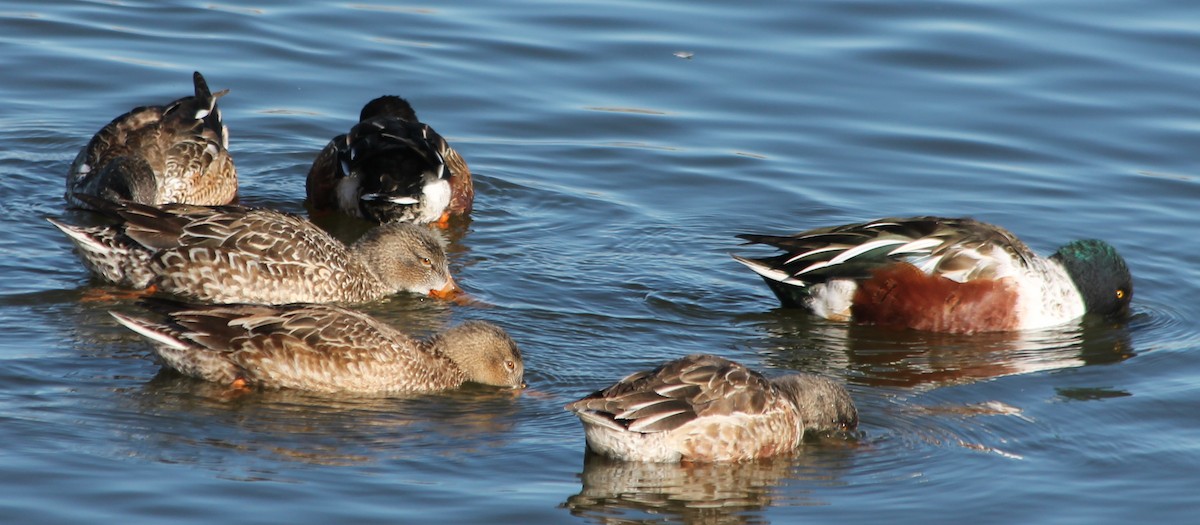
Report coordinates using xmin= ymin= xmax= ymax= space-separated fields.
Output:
xmin=110 ymin=310 xmax=190 ymax=351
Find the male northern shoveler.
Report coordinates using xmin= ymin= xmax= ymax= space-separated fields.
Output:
xmin=111 ymin=299 xmax=524 ymax=394
xmin=565 ymin=354 xmax=857 ymax=462
xmin=306 ymin=96 xmax=473 ymax=226
xmin=732 ymin=216 xmax=1133 ymax=333
xmin=66 ymin=71 xmax=237 ymax=209
xmin=48 ymin=195 xmax=460 ymax=304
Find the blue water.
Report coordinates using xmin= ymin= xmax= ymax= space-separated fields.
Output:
xmin=2 ymin=1 xmax=1199 ymax=523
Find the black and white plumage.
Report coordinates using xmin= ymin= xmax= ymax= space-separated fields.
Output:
xmin=306 ymin=96 xmax=473 ymax=225
xmin=733 ymin=216 xmax=1133 ymax=333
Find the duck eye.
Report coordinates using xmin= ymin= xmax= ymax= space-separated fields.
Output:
xmin=1116 ymin=289 xmax=1126 ymax=300
xmin=420 ymin=257 xmax=432 ymax=267
xmin=505 ymin=360 xmax=516 ymax=371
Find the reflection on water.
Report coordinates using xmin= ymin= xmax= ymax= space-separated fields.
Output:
xmin=563 ymin=450 xmax=855 ymax=525
xmin=748 ymin=311 xmax=1135 ymax=390
xmin=735 ymin=310 xmax=1140 ymax=467
xmin=112 ymin=372 xmax=523 ymax=476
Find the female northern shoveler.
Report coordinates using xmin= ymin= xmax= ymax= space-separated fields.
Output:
xmin=565 ymin=354 xmax=857 ymax=462
xmin=732 ymin=216 xmax=1133 ymax=333
xmin=111 ymin=299 xmax=524 ymax=394
xmin=66 ymin=71 xmax=237 ymax=209
xmin=306 ymin=96 xmax=473 ymax=226
xmin=48 ymin=195 xmax=460 ymax=304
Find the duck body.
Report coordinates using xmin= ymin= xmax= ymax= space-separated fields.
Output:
xmin=733 ymin=217 xmax=1132 ymax=333
xmin=111 ymin=300 xmax=524 ymax=394
xmin=306 ymin=96 xmax=472 ymax=225
xmin=48 ymin=196 xmax=458 ymax=304
xmin=66 ymin=72 xmax=237 ymax=209
xmin=565 ymin=354 xmax=857 ymax=462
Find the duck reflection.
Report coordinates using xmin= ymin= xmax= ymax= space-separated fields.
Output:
xmin=114 ymin=369 xmax=521 ymax=472
xmin=305 ymin=205 xmax=474 ymax=247
xmin=747 ymin=311 xmax=1135 ymax=390
xmin=563 ymin=449 xmax=854 ymax=525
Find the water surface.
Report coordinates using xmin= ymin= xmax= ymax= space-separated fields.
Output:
xmin=2 ymin=1 xmax=1199 ymax=523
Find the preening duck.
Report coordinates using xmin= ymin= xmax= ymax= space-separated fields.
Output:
xmin=66 ymin=71 xmax=237 ymax=209
xmin=306 ymin=96 xmax=472 ymax=226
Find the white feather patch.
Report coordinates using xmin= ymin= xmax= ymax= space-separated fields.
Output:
xmin=732 ymin=255 xmax=808 ymax=286
xmin=888 ymin=237 xmax=944 ymax=256
xmin=109 ymin=312 xmax=190 ymax=350
xmin=796 ymin=239 xmax=908 ymax=276
xmin=783 ymin=245 xmax=845 ymax=265
xmin=362 ymin=194 xmax=420 ymax=205
xmin=46 ymin=219 xmax=105 ymax=252
xmin=827 ymin=239 xmax=908 ymax=265
xmin=627 ymin=408 xmax=689 ymax=433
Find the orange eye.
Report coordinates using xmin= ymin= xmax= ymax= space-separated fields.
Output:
xmin=1116 ymin=289 xmax=1127 ymax=300
xmin=420 ymin=257 xmax=432 ymax=267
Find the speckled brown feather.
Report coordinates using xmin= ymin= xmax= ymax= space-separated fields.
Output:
xmin=51 ymin=197 xmax=455 ymax=304
xmin=66 ymin=72 xmax=237 ymax=208
xmin=566 ymin=354 xmax=857 ymax=462
xmin=112 ymin=300 xmax=523 ymax=394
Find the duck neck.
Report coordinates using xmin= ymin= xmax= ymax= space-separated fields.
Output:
xmin=770 ymin=375 xmax=858 ymax=435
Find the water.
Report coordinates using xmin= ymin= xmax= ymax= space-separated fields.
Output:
xmin=2 ymin=0 xmax=1199 ymax=523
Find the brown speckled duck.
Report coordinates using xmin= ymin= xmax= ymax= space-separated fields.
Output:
xmin=111 ymin=299 xmax=524 ymax=394
xmin=306 ymin=96 xmax=473 ymax=226
xmin=66 ymin=71 xmax=237 ymax=209
xmin=566 ymin=354 xmax=857 ymax=462
xmin=48 ymin=196 xmax=460 ymax=304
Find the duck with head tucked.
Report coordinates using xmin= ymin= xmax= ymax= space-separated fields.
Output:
xmin=112 ymin=299 xmax=524 ymax=394
xmin=733 ymin=216 xmax=1133 ymax=334
xmin=566 ymin=354 xmax=857 ymax=462
xmin=66 ymin=71 xmax=237 ymax=209
xmin=306 ymin=96 xmax=473 ymax=226
xmin=48 ymin=195 xmax=460 ymax=304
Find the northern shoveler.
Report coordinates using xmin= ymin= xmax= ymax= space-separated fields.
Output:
xmin=111 ymin=299 xmax=524 ymax=394
xmin=733 ymin=216 xmax=1132 ymax=333
xmin=48 ymin=195 xmax=460 ymax=304
xmin=306 ymin=96 xmax=473 ymax=226
xmin=565 ymin=354 xmax=857 ymax=462
xmin=66 ymin=71 xmax=237 ymax=209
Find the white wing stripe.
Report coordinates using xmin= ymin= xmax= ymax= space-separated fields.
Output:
xmin=783 ymin=245 xmax=845 ymax=265
xmin=827 ymin=239 xmax=908 ymax=265
xmin=732 ymin=255 xmax=808 ymax=286
xmin=888 ymin=237 xmax=943 ymax=255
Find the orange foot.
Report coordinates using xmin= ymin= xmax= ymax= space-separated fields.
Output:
xmin=434 ymin=211 xmax=452 ymax=229
xmin=217 ymin=377 xmax=253 ymax=401
xmin=80 ymin=285 xmax=158 ymax=303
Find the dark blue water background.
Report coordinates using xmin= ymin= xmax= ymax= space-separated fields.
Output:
xmin=2 ymin=1 xmax=1199 ymax=523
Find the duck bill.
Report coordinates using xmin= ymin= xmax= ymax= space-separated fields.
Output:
xmin=428 ymin=277 xmax=467 ymax=303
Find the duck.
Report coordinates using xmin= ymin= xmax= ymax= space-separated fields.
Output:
xmin=565 ymin=354 xmax=857 ymax=462
xmin=306 ymin=96 xmax=473 ymax=226
xmin=732 ymin=216 xmax=1133 ymax=333
xmin=66 ymin=71 xmax=237 ymax=209
xmin=111 ymin=299 xmax=524 ymax=394
xmin=47 ymin=195 xmax=460 ymax=304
